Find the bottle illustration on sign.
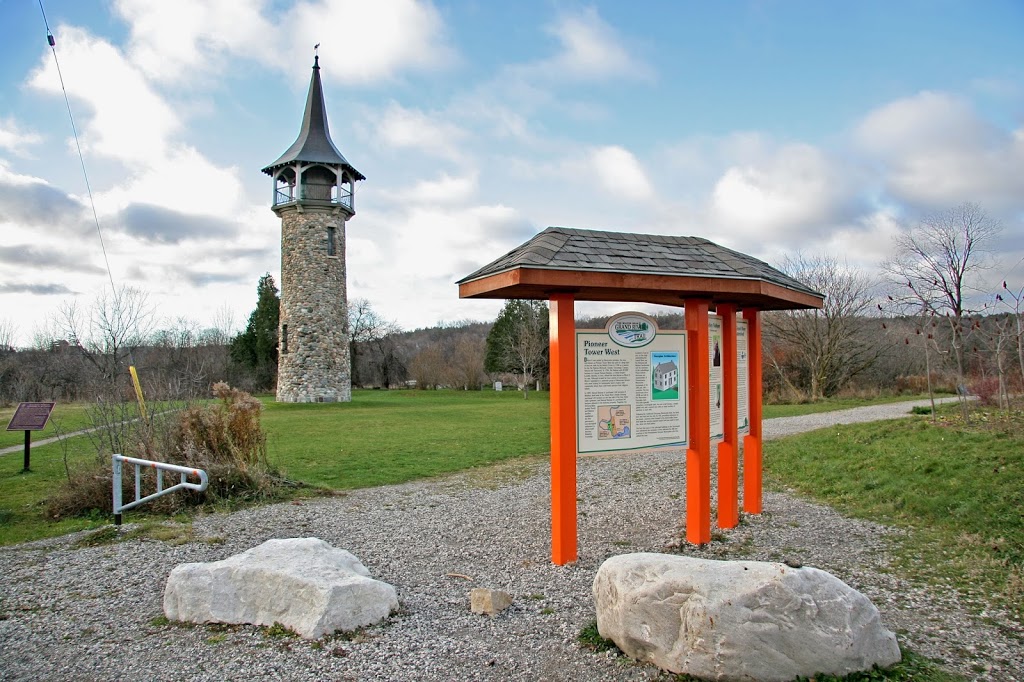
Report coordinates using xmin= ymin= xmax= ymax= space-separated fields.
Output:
xmin=598 ymin=405 xmax=631 ymax=439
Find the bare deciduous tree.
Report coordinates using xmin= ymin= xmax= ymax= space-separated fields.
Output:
xmin=0 ymin=319 xmax=16 ymax=352
xmin=449 ymin=335 xmax=486 ymax=390
xmin=988 ymin=315 xmax=1015 ymax=410
xmin=763 ymin=252 xmax=880 ymax=400
xmin=0 ymin=318 xmax=18 ymax=406
xmin=883 ymin=202 xmax=1002 ymax=418
xmin=996 ymin=279 xmax=1024 ymax=395
xmin=61 ymin=286 xmax=154 ymax=388
xmin=409 ymin=345 xmax=447 ymax=389
xmin=348 ymin=298 xmax=402 ymax=387
xmin=56 ymin=286 xmax=154 ymax=457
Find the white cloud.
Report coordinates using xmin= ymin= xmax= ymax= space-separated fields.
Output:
xmin=28 ymin=26 xmax=179 ymax=164
xmin=392 ymin=172 xmax=478 ymax=205
xmin=855 ymin=91 xmax=1024 ymax=209
xmin=370 ymin=102 xmax=469 ymax=161
xmin=824 ymin=210 xmax=905 ymax=270
xmin=542 ymin=7 xmax=653 ymax=82
xmin=0 ymin=118 xmax=43 ymax=157
xmin=286 ymin=0 xmax=455 ymax=85
xmin=115 ymin=0 xmax=273 ymax=84
xmin=114 ymin=0 xmax=454 ymax=86
xmin=24 ymin=24 xmax=270 ymax=285
xmin=94 ymin=146 xmax=245 ymax=219
xmin=0 ymin=161 xmax=89 ymax=235
xmin=590 ymin=145 xmax=654 ymax=202
xmin=0 ymin=161 xmax=48 ymax=188
xmin=709 ymin=142 xmax=857 ymax=241
xmin=348 ymin=201 xmax=533 ymax=326
xmin=449 ymin=94 xmax=536 ymax=142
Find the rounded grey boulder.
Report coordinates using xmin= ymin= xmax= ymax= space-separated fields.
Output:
xmin=164 ymin=537 xmax=398 ymax=639
xmin=593 ymin=553 xmax=900 ymax=681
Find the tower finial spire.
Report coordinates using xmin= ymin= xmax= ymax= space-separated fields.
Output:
xmin=314 ymin=42 xmax=320 ymax=65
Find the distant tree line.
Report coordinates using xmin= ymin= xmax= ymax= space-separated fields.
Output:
xmin=0 ymin=289 xmax=239 ymax=405
xmin=2 ymin=203 xmax=1020 ymax=411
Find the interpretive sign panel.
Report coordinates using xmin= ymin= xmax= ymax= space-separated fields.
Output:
xmin=6 ymin=402 xmax=55 ymax=431
xmin=709 ymin=314 xmax=724 ymax=443
xmin=576 ymin=312 xmax=687 ymax=454
xmin=737 ymin=319 xmax=750 ymax=435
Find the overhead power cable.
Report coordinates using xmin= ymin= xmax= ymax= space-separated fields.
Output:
xmin=37 ymin=0 xmax=117 ymax=297
xmin=38 ymin=0 xmax=145 ymax=405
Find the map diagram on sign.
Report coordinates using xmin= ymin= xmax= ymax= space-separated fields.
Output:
xmin=597 ymin=405 xmax=631 ymax=440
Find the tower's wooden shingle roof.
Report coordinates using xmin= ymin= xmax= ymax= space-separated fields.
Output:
xmin=458 ymin=226 xmax=823 ymax=310
xmin=261 ymin=56 xmax=365 ymax=180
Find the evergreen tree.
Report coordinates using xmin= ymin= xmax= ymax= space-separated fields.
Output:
xmin=230 ymin=273 xmax=280 ymax=390
xmin=484 ymin=299 xmax=549 ymax=396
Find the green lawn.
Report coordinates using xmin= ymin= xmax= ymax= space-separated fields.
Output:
xmin=0 ymin=391 xmax=968 ymax=548
xmin=0 ymin=399 xmax=202 ymax=450
xmin=262 ymin=389 xmax=549 ymax=489
xmin=764 ymin=408 xmax=1024 ymax=623
xmin=0 ymin=431 xmax=109 ymax=544
xmin=1 ymin=402 xmax=96 ymax=449
xmin=0 ymin=399 xmax=200 ymax=544
xmin=0 ymin=390 xmax=551 ymax=545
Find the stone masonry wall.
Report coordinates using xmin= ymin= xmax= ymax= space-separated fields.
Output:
xmin=276 ymin=206 xmax=351 ymax=402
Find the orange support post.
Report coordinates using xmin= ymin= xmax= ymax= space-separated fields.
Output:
xmin=742 ymin=309 xmax=763 ymax=514
xmin=717 ymin=304 xmax=739 ymax=529
xmin=549 ymin=294 xmax=577 ymax=565
xmin=684 ymin=299 xmax=711 ymax=544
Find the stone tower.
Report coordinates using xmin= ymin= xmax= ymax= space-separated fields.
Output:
xmin=261 ymin=55 xmax=364 ymax=402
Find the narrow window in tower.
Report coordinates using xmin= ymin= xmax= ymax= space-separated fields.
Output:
xmin=327 ymin=226 xmax=336 ymax=256
xmin=281 ymin=324 xmax=288 ymax=354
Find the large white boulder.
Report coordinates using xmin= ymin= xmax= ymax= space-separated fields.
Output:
xmin=164 ymin=537 xmax=398 ymax=639
xmin=593 ymin=553 xmax=900 ymax=681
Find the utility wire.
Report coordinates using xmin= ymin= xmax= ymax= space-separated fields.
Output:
xmin=38 ymin=1 xmax=144 ymax=395
xmin=38 ymin=0 xmax=118 ymax=298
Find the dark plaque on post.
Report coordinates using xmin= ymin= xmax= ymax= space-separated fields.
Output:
xmin=6 ymin=402 xmax=55 ymax=472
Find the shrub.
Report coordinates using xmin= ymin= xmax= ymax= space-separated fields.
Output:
xmin=46 ymin=462 xmax=117 ymax=520
xmin=177 ymin=382 xmax=268 ymax=469
xmin=969 ymin=376 xmax=1001 ymax=407
xmin=46 ymin=383 xmax=284 ymax=520
xmin=895 ymin=373 xmax=958 ymax=396
xmin=173 ymin=382 xmax=281 ymax=505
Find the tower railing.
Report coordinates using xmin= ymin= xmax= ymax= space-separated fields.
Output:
xmin=273 ymin=183 xmax=353 ymax=209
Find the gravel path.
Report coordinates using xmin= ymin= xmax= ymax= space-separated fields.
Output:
xmin=1 ymin=398 xmax=1020 ymax=681
xmin=762 ymin=397 xmax=962 ymax=440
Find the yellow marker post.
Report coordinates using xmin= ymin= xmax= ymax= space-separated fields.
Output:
xmin=129 ymin=366 xmax=148 ymax=421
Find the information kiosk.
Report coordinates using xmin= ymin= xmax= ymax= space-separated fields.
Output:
xmin=459 ymin=227 xmax=822 ymax=564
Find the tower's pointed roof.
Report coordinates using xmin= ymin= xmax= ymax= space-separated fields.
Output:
xmin=261 ymin=56 xmax=365 ymax=180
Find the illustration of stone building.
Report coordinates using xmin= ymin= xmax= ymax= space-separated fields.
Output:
xmin=261 ymin=55 xmax=364 ymax=402
xmin=653 ymin=360 xmax=678 ymax=391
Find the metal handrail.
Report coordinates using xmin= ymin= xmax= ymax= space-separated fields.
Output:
xmin=112 ymin=454 xmax=208 ymax=525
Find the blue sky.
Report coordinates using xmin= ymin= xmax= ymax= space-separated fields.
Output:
xmin=1 ymin=0 xmax=1022 ymax=346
